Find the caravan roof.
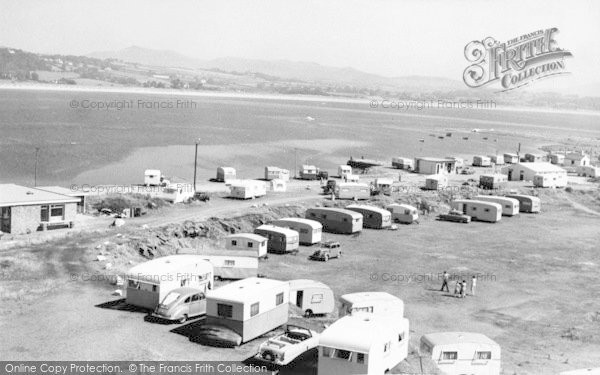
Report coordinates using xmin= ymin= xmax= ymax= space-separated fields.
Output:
xmin=255 ymin=224 xmax=298 ymax=237
xmin=275 ymin=217 xmax=322 ymax=229
xmin=207 ymin=277 xmax=287 ymax=303
xmin=225 ymin=233 xmax=267 ymax=242
xmin=127 ymin=255 xmax=213 ymax=280
xmin=309 ymin=207 xmax=363 ymax=219
xmin=340 ymin=291 xmax=399 ymax=305
xmin=319 ymin=313 xmax=408 ymax=353
xmin=346 ymin=204 xmax=390 ymax=216
xmin=421 ymin=332 xmax=499 ymax=347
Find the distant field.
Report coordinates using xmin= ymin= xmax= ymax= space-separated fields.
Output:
xmin=1 ymin=88 xmax=600 ymax=186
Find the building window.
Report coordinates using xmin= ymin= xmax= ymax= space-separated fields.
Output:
xmin=41 ymin=205 xmax=49 ymax=222
xmin=217 ymin=303 xmax=233 ymax=318
xmin=311 ymin=294 xmax=323 ymax=303
xmin=356 ymin=353 xmax=365 ymax=364
xmin=442 ymin=351 xmax=458 ymax=360
xmin=276 ymin=292 xmax=284 ymax=305
xmin=50 ymin=204 xmax=65 ymax=219
xmin=476 ymin=351 xmax=492 ymax=360
xmin=250 ymin=302 xmax=259 ymax=317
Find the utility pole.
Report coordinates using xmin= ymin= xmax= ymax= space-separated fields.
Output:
xmin=193 ymin=138 xmax=200 ymax=192
xmin=34 ymin=147 xmax=40 ymax=187
xmin=294 ymin=148 xmax=297 ymax=178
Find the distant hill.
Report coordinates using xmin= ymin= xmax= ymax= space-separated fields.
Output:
xmin=88 ymin=46 xmax=465 ymax=91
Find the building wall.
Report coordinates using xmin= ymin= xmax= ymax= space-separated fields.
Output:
xmin=10 ymin=205 xmax=41 ymax=234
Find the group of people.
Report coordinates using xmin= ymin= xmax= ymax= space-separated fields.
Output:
xmin=440 ymin=271 xmax=477 ymax=298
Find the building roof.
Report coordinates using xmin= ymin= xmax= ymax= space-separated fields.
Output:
xmin=0 ymin=184 xmax=80 ymax=207
xmin=319 ymin=314 xmax=409 ymax=352
xmin=565 ymin=152 xmax=589 ymax=161
xmin=289 ymin=279 xmax=331 ymax=291
xmin=273 ymin=217 xmax=322 ymax=229
xmin=36 ymin=185 xmax=90 ymax=197
xmin=127 ymin=255 xmax=213 ymax=280
xmin=415 ymin=157 xmax=455 ymax=163
xmin=514 ymin=162 xmax=566 ymax=173
xmin=255 ymin=224 xmax=299 ymax=236
xmin=420 ymin=332 xmax=499 ymax=347
xmin=206 ymin=277 xmax=288 ymax=303
xmin=346 ymin=204 xmax=391 ymax=216
xmin=225 ymin=233 xmax=267 ymax=242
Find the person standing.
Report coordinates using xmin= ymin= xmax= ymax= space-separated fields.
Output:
xmin=440 ymin=271 xmax=450 ymax=292
xmin=471 ymin=275 xmax=477 ymax=296
xmin=460 ymin=280 xmax=467 ymax=298
xmin=454 ymin=280 xmax=461 ymax=296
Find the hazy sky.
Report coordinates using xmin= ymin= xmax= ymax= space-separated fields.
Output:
xmin=1 ymin=0 xmax=599 ymax=84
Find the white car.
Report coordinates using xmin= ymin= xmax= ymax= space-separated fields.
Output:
xmin=255 ymin=325 xmax=319 ymax=365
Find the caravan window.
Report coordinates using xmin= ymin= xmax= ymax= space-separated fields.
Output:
xmin=247 ymin=242 xmax=253 ymax=248
xmin=250 ymin=302 xmax=260 ymax=317
xmin=343 ymin=218 xmax=348 ymax=222
xmin=352 ymin=306 xmax=373 ymax=314
xmin=300 ymin=228 xmax=309 ymax=234
xmin=231 ymin=240 xmax=238 ymax=246
xmin=128 ymin=280 xmax=140 ymax=289
xmin=398 ymin=332 xmax=405 ymax=342
xmin=484 ymin=208 xmax=490 ymax=212
xmin=276 ymin=292 xmax=284 ymax=305
xmin=311 ymin=294 xmax=323 ymax=303
xmin=356 ymin=353 xmax=365 ymax=364
xmin=442 ymin=351 xmax=458 ymax=360
xmin=335 ymin=349 xmax=351 ymax=360
xmin=383 ymin=341 xmax=391 ymax=353
xmin=217 ymin=303 xmax=233 ymax=318
xmin=476 ymin=351 xmax=492 ymax=360
xmin=224 ymin=260 xmax=235 ymax=267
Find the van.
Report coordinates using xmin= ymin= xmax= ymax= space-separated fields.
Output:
xmin=152 ymin=287 xmax=206 ymax=323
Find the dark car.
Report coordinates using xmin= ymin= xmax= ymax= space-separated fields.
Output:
xmin=438 ymin=210 xmax=471 ymax=223
xmin=309 ymin=241 xmax=341 ymax=261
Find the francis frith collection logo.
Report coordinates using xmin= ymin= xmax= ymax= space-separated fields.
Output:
xmin=463 ymin=28 xmax=572 ymax=91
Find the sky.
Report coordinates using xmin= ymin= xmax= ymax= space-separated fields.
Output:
xmin=0 ymin=0 xmax=599 ymax=87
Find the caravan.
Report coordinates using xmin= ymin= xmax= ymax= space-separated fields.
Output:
xmin=200 ymin=255 xmax=258 ymax=280
xmin=345 ymin=205 xmax=391 ymax=229
xmin=474 ymin=195 xmax=520 ymax=216
xmin=289 ymin=279 xmax=334 ymax=317
xmin=272 ymin=218 xmax=322 ymax=245
xmin=216 ymin=167 xmax=236 ymax=182
xmin=318 ymin=314 xmax=410 ymax=375
xmin=204 ymin=277 xmax=289 ymax=344
xmin=305 ymin=207 xmax=363 ymax=234
xmin=385 ymin=203 xmax=419 ymax=224
xmin=339 ymin=292 xmax=404 ymax=318
xmin=228 ymin=180 xmax=267 ymax=199
xmin=392 ymin=157 xmax=414 ymax=170
xmin=450 ymin=199 xmax=502 ymax=223
xmin=126 ymin=255 xmax=214 ymax=310
xmin=505 ymin=194 xmax=541 ymax=213
xmin=225 ymin=233 xmax=268 ymax=258
xmin=254 ymin=225 xmax=300 ymax=254
xmin=420 ymin=332 xmax=501 ymax=375
xmin=335 ymin=182 xmax=370 ymax=200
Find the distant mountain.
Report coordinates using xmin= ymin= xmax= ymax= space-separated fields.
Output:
xmin=87 ymin=46 xmax=464 ymax=91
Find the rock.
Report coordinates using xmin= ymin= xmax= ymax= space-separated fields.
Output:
xmin=128 ymin=260 xmax=134 ymax=265
xmin=141 ymin=224 xmax=149 ymax=229
xmin=116 ymin=233 xmax=122 ymax=237
xmin=96 ymin=255 xmax=107 ymax=262
xmin=113 ymin=219 xmax=125 ymax=227
xmin=103 ymin=241 xmax=110 ymax=246
xmin=95 ymin=245 xmax=102 ymax=249
xmin=112 ymin=289 xmax=122 ymax=296
xmin=104 ymin=263 xmax=113 ymax=270
xmin=251 ymin=204 xmax=258 ymax=208
xmin=114 ymin=276 xmax=124 ymax=286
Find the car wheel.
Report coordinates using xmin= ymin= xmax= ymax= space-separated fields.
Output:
xmin=178 ymin=314 xmax=188 ymax=324
xmin=304 ymin=309 xmax=313 ymax=318
xmin=263 ymin=351 xmax=275 ymax=361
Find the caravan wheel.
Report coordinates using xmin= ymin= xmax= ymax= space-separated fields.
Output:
xmin=304 ymin=309 xmax=313 ymax=318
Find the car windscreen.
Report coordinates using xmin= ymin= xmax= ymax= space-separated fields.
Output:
xmin=161 ymin=292 xmax=181 ymax=306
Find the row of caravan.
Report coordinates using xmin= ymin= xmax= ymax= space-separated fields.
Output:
xmin=451 ymin=194 xmax=541 ymax=223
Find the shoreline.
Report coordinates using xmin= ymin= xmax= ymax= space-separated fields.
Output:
xmin=1 ymin=81 xmax=600 ymax=117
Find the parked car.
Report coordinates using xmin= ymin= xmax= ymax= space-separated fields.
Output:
xmin=151 ymin=287 xmax=206 ymax=323
xmin=461 ymin=167 xmax=475 ymax=175
xmin=309 ymin=241 xmax=341 ymax=261
xmin=438 ymin=210 xmax=471 ymax=223
xmin=255 ymin=325 xmax=320 ymax=365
